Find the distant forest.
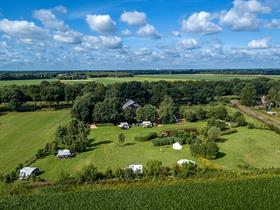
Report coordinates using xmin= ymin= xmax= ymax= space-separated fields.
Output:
xmin=1 ymin=69 xmax=280 ymax=80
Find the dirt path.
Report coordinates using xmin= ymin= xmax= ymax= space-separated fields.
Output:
xmin=230 ymin=100 xmax=280 ymax=129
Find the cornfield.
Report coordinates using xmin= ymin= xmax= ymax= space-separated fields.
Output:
xmin=1 ymin=176 xmax=280 ymax=210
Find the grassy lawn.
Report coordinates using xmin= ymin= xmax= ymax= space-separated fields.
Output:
xmin=0 ymin=109 xmax=70 ymax=174
xmin=2 ymin=74 xmax=280 ymax=86
xmin=33 ymin=121 xmax=205 ymax=180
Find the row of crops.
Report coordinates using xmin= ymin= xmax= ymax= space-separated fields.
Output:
xmin=1 ymin=176 xmax=280 ymax=209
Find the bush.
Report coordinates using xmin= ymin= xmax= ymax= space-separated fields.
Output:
xmin=247 ymin=123 xmax=255 ymax=129
xmin=124 ymin=168 xmax=135 ymax=180
xmin=207 ymin=118 xmax=228 ymax=131
xmin=135 ymin=132 xmax=157 ymax=141
xmin=232 ymin=112 xmax=247 ymax=126
xmin=77 ymin=164 xmax=101 ymax=183
xmin=221 ymin=128 xmax=238 ymax=135
xmin=190 ymin=141 xmax=220 ymax=160
xmin=185 ymin=111 xmax=197 ymax=122
xmin=152 ymin=136 xmax=194 ymax=146
xmin=195 ymin=108 xmax=206 ymax=121
xmin=115 ymin=168 xmax=125 ymax=179
xmin=207 ymin=127 xmax=221 ymax=141
xmin=146 ymin=160 xmax=169 ymax=177
xmin=175 ymin=162 xmax=197 ymax=178
xmin=207 ymin=106 xmax=228 ymax=120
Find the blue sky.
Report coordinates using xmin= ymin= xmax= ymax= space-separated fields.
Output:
xmin=0 ymin=0 xmax=279 ymax=70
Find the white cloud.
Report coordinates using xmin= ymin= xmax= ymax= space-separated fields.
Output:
xmin=120 ymin=11 xmax=146 ymax=26
xmin=220 ymin=0 xmax=271 ymax=31
xmin=86 ymin=14 xmax=116 ymax=34
xmin=82 ymin=35 xmax=122 ymax=49
xmin=182 ymin=11 xmax=222 ymax=35
xmin=264 ymin=19 xmax=280 ymax=28
xmin=137 ymin=24 xmax=161 ymax=39
xmin=121 ymin=29 xmax=132 ymax=36
xmin=172 ymin=31 xmax=181 ymax=37
xmin=0 ymin=19 xmax=46 ymax=38
xmin=54 ymin=5 xmax=67 ymax=14
xmin=248 ymin=38 xmax=270 ymax=49
xmin=34 ymin=9 xmax=66 ymax=31
xmin=180 ymin=38 xmax=200 ymax=49
xmin=53 ymin=30 xmax=82 ymax=44
xmin=99 ymin=36 xmax=122 ymax=49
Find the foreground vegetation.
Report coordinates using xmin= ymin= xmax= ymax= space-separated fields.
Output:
xmin=1 ymin=175 xmax=280 ymax=209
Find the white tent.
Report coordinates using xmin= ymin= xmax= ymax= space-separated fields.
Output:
xmin=177 ymin=159 xmax=196 ymax=166
xmin=19 ymin=167 xmax=39 ymax=179
xmin=173 ymin=142 xmax=182 ymax=150
xmin=142 ymin=121 xmax=152 ymax=128
xmin=57 ymin=149 xmax=72 ymax=159
xmin=128 ymin=164 xmax=143 ymax=174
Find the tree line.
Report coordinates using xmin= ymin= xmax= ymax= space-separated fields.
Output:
xmin=1 ymin=77 xmax=280 ymax=113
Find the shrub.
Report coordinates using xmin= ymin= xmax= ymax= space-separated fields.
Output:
xmin=190 ymin=141 xmax=220 ymax=160
xmin=124 ymin=168 xmax=135 ymax=180
xmin=207 ymin=118 xmax=228 ymax=131
xmin=207 ymin=127 xmax=221 ymax=141
xmin=77 ymin=164 xmax=101 ymax=183
xmin=232 ymin=112 xmax=247 ymax=126
xmin=115 ymin=168 xmax=125 ymax=179
xmin=195 ymin=108 xmax=206 ymax=121
xmin=247 ymin=123 xmax=255 ymax=129
xmin=221 ymin=128 xmax=238 ymax=135
xmin=152 ymin=136 xmax=193 ymax=146
xmin=185 ymin=111 xmax=197 ymax=122
xmin=135 ymin=132 xmax=157 ymax=141
xmin=207 ymin=106 xmax=228 ymax=120
xmin=176 ymin=162 xmax=197 ymax=178
xmin=146 ymin=160 xmax=169 ymax=177
xmin=104 ymin=168 xmax=114 ymax=179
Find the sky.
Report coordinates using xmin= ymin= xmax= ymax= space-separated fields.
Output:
xmin=0 ymin=0 xmax=279 ymax=70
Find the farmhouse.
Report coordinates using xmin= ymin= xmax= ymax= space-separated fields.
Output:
xmin=19 ymin=167 xmax=40 ymax=179
xmin=177 ymin=159 xmax=196 ymax=166
xmin=122 ymin=99 xmax=140 ymax=110
xmin=57 ymin=149 xmax=72 ymax=159
xmin=128 ymin=164 xmax=143 ymax=174
xmin=173 ymin=142 xmax=182 ymax=150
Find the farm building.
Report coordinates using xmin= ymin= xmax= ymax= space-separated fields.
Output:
xmin=122 ymin=99 xmax=140 ymax=110
xmin=128 ymin=164 xmax=143 ymax=174
xmin=142 ymin=121 xmax=152 ymax=128
xmin=19 ymin=167 xmax=40 ymax=180
xmin=118 ymin=122 xmax=129 ymax=129
xmin=173 ymin=142 xmax=182 ymax=150
xmin=57 ymin=149 xmax=72 ymax=159
xmin=177 ymin=159 xmax=196 ymax=166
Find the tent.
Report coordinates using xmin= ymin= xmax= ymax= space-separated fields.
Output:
xmin=177 ymin=159 xmax=196 ymax=166
xmin=142 ymin=121 xmax=152 ymax=128
xmin=172 ymin=142 xmax=182 ymax=150
xmin=57 ymin=149 xmax=72 ymax=159
xmin=19 ymin=167 xmax=40 ymax=179
xmin=128 ymin=164 xmax=143 ymax=174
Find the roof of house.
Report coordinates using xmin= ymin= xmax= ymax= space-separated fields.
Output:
xmin=57 ymin=149 xmax=71 ymax=156
xmin=122 ymin=99 xmax=139 ymax=110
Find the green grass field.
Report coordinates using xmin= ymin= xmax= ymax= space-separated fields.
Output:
xmin=1 ymin=74 xmax=280 ymax=86
xmin=2 ymin=176 xmax=280 ymax=210
xmin=2 ymin=105 xmax=280 ymax=181
xmin=0 ymin=110 xmax=70 ymax=174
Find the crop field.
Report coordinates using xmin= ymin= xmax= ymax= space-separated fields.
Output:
xmin=0 ymin=109 xmax=70 ymax=174
xmin=1 ymin=176 xmax=280 ymax=210
xmin=1 ymin=74 xmax=280 ymax=86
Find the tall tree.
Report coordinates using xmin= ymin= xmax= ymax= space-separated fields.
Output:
xmin=135 ymin=104 xmax=158 ymax=122
xmin=158 ymin=95 xmax=176 ymax=124
xmin=240 ymin=83 xmax=257 ymax=106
